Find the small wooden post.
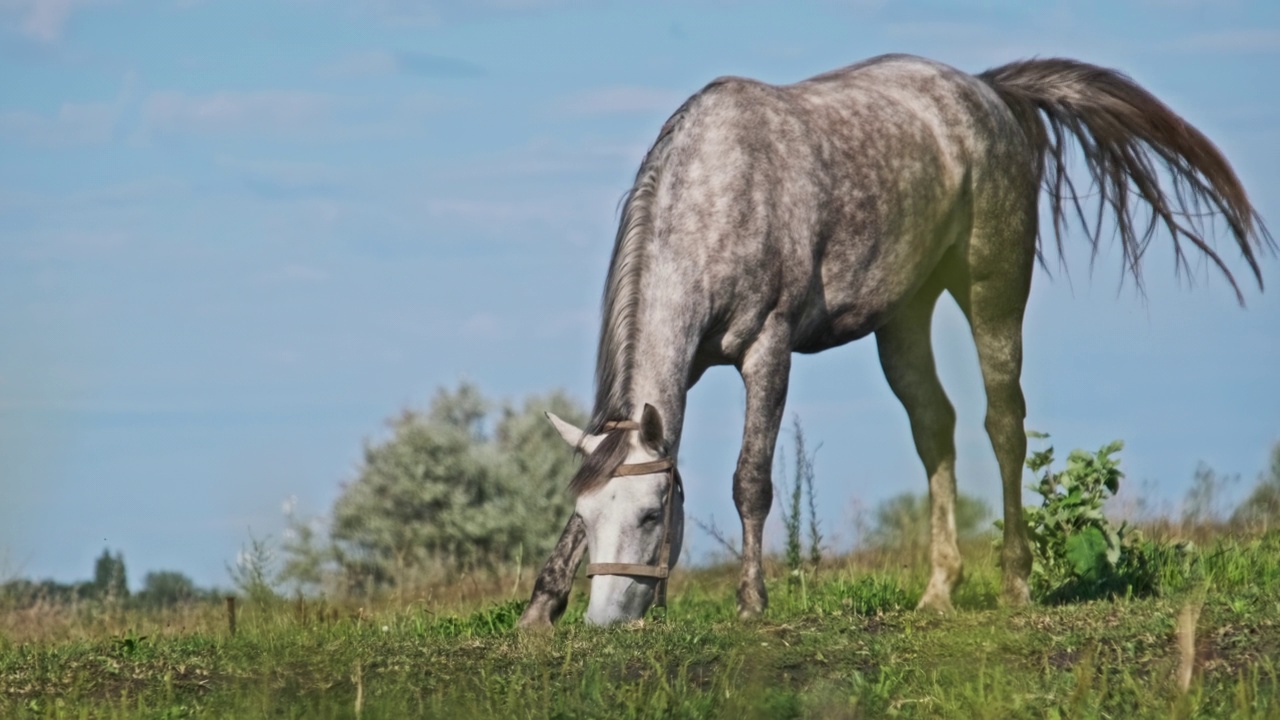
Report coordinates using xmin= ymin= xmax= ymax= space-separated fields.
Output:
xmin=225 ymin=596 xmax=237 ymax=637
xmin=1177 ymin=597 xmax=1203 ymax=693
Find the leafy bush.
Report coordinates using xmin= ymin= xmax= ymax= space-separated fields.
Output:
xmin=135 ymin=571 xmax=201 ymax=608
xmin=1006 ymin=435 xmax=1186 ymax=603
xmin=287 ymin=383 xmax=587 ymax=593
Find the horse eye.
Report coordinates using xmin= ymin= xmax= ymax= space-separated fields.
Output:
xmin=640 ymin=509 xmax=662 ymax=526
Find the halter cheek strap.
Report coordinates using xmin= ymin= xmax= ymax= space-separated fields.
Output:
xmin=584 ymin=420 xmax=681 ymax=609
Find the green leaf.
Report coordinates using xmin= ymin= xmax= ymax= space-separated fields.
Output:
xmin=1065 ymin=526 xmax=1108 ymax=580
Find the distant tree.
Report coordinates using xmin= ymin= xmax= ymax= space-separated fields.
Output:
xmin=1230 ymin=441 xmax=1280 ymax=533
xmin=1 ymin=578 xmax=96 ymax=607
xmin=280 ymin=503 xmax=330 ymax=595
xmin=1181 ymin=463 xmax=1239 ymax=531
xmin=136 ymin=571 xmax=198 ymax=608
xmin=490 ymin=390 xmax=592 ymax=563
xmin=228 ymin=533 xmax=280 ymax=605
xmin=316 ymin=383 xmax=587 ymax=591
xmin=93 ymin=549 xmax=128 ymax=601
xmin=428 ymin=382 xmax=488 ymax=439
xmin=867 ymin=492 xmax=991 ymax=557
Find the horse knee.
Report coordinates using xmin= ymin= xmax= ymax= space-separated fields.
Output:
xmin=984 ymin=388 xmax=1025 ymax=441
xmin=732 ymin=467 xmax=773 ymax=520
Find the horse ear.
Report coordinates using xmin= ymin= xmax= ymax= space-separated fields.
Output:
xmin=640 ymin=403 xmax=664 ymax=451
xmin=545 ymin=412 xmax=604 ymax=455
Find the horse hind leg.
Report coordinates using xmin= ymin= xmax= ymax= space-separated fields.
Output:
xmin=875 ymin=280 xmax=963 ymax=612
xmin=958 ymin=220 xmax=1036 ymax=607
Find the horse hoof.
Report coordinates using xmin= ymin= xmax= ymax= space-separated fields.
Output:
xmin=516 ymin=612 xmax=555 ymax=632
xmin=736 ymin=584 xmax=768 ymax=620
xmin=916 ymin=592 xmax=954 ymax=614
xmin=1002 ymin=580 xmax=1031 ymax=607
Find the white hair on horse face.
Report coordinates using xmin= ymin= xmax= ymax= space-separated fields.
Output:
xmin=576 ymin=471 xmax=669 ymax=625
xmin=545 ymin=411 xmax=685 ymax=625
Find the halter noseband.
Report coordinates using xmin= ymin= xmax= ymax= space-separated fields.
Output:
xmin=583 ymin=419 xmax=681 ymax=609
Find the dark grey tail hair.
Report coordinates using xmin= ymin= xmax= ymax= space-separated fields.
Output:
xmin=981 ymin=58 xmax=1273 ymax=303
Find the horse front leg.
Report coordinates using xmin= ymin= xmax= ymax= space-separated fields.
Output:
xmin=517 ymin=513 xmax=587 ymax=630
xmin=734 ymin=320 xmax=791 ymax=619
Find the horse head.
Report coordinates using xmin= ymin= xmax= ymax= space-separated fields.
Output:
xmin=545 ymin=404 xmax=684 ymax=625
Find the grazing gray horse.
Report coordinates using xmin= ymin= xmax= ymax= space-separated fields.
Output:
xmin=519 ymin=54 xmax=1272 ymax=627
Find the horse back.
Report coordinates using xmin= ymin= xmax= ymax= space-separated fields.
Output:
xmin=649 ymin=55 xmax=1031 ymax=358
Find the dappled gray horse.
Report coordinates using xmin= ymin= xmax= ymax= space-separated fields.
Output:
xmin=520 ymin=54 xmax=1272 ymax=627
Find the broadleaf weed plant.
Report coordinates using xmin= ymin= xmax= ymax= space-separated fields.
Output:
xmin=999 ymin=433 xmax=1189 ymax=603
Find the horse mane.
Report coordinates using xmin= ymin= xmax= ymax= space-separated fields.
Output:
xmin=567 ymin=428 xmax=631 ymax=497
xmin=590 ymin=82 xmax=725 ymax=433
xmin=567 ymin=428 xmax=683 ymax=498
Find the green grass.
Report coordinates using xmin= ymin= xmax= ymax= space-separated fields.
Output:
xmin=3 ymin=535 xmax=1279 ymax=719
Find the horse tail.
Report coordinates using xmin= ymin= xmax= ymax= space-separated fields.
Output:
xmin=979 ymin=58 xmax=1273 ymax=303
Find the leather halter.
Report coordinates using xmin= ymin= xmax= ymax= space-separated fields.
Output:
xmin=583 ymin=419 xmax=681 ymax=609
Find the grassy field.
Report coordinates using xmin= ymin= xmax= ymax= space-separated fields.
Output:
xmin=2 ymin=534 xmax=1278 ymax=719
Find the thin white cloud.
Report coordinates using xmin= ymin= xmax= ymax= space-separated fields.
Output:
xmin=358 ymin=0 xmax=573 ymax=26
xmin=7 ymin=0 xmax=75 ymax=42
xmin=11 ymin=228 xmax=131 ymax=263
xmin=0 ymin=71 xmax=136 ymax=147
xmin=415 ymin=192 xmax=613 ymax=248
xmin=25 ymin=0 xmax=72 ymax=40
xmin=0 ymin=100 xmax=114 ymax=146
xmin=321 ymin=50 xmax=400 ymax=79
xmin=560 ymin=86 xmax=683 ymax=116
xmin=216 ymin=156 xmax=341 ymax=192
xmin=143 ymin=91 xmax=335 ymax=136
xmin=141 ymin=88 xmax=443 ymax=141
xmin=320 ymin=49 xmax=485 ymax=79
xmin=426 ymin=197 xmax=575 ymax=225
xmin=1174 ymin=29 xmax=1280 ymax=54
xmin=455 ymin=138 xmax=647 ymax=180
xmin=0 ymin=0 xmax=118 ymax=42
xmin=359 ymin=0 xmax=441 ymax=26
xmin=1133 ymin=0 xmax=1226 ymax=7
xmin=884 ymin=20 xmax=994 ymax=42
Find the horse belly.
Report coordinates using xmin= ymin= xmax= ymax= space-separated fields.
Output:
xmin=795 ymin=189 xmax=970 ymax=353
xmin=791 ymin=289 xmax=898 ymax=354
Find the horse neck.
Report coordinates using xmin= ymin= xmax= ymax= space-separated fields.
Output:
xmin=613 ymin=287 xmax=701 ymax=457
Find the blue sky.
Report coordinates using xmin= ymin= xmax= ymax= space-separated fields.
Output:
xmin=1 ymin=0 xmax=1277 ymax=590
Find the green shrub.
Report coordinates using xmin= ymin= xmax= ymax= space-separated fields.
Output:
xmin=286 ymin=383 xmax=588 ymax=593
xmin=1003 ymin=435 xmax=1188 ymax=603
